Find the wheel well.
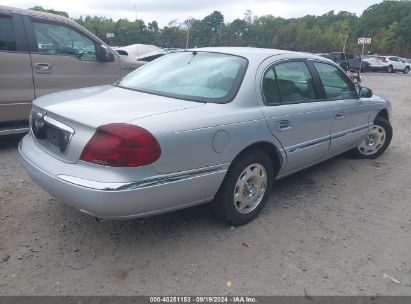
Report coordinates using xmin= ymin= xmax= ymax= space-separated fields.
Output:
xmin=376 ymin=109 xmax=389 ymax=121
xmin=234 ymin=142 xmax=282 ymax=177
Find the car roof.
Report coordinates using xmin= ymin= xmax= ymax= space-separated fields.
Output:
xmin=191 ymin=47 xmax=325 ymax=63
xmin=0 ymin=5 xmax=69 ymax=22
xmin=0 ymin=5 xmax=106 ymax=46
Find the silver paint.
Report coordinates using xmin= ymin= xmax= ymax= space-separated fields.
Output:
xmin=19 ymin=47 xmax=392 ymax=219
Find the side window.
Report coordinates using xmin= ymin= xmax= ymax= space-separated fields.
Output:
xmin=262 ymin=68 xmax=281 ymax=104
xmin=0 ymin=15 xmax=17 ymax=51
xmin=32 ymin=21 xmax=97 ymax=61
xmin=348 ymin=54 xmax=354 ymax=60
xmin=313 ymin=62 xmax=357 ymax=100
xmin=274 ymin=61 xmax=317 ymax=104
xmin=389 ymin=57 xmax=397 ymax=62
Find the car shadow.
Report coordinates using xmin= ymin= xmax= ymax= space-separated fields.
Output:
xmin=0 ymin=134 xmax=25 ymax=149
xmin=49 ymin=154 xmax=348 ymax=248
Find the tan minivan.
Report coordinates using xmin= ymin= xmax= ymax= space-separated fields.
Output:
xmin=0 ymin=6 xmax=145 ymax=135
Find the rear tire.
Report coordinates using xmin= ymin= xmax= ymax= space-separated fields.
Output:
xmin=403 ymin=66 xmax=410 ymax=74
xmin=387 ymin=65 xmax=394 ymax=73
xmin=212 ymin=150 xmax=274 ymax=226
xmin=348 ymin=116 xmax=392 ymax=159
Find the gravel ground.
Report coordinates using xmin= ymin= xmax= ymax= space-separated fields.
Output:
xmin=0 ymin=73 xmax=410 ymax=296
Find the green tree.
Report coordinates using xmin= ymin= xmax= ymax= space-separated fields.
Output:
xmin=30 ymin=6 xmax=69 ymax=17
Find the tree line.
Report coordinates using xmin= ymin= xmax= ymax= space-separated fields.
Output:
xmin=31 ymin=0 xmax=411 ymax=57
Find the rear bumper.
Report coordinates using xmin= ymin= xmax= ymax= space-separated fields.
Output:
xmin=369 ymin=64 xmax=386 ymax=70
xmin=19 ymin=135 xmax=227 ymax=219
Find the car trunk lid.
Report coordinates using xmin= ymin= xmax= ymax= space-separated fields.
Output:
xmin=31 ymin=85 xmax=204 ymax=163
xmin=33 ymin=85 xmax=204 ymax=128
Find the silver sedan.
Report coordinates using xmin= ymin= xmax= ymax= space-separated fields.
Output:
xmin=19 ymin=47 xmax=393 ymax=225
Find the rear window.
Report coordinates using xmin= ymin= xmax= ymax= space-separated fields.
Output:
xmin=118 ymin=52 xmax=248 ymax=104
xmin=0 ymin=16 xmax=17 ymax=51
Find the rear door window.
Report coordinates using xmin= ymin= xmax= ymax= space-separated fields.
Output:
xmin=0 ymin=15 xmax=17 ymax=51
xmin=32 ymin=21 xmax=97 ymax=61
xmin=313 ymin=62 xmax=357 ymax=100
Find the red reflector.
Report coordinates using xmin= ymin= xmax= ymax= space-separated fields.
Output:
xmin=80 ymin=124 xmax=161 ymax=167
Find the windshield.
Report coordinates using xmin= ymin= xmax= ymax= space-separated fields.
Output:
xmin=118 ymin=51 xmax=248 ymax=103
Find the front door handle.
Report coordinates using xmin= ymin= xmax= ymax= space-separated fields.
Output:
xmin=35 ymin=63 xmax=52 ymax=74
xmin=335 ymin=113 xmax=344 ymax=120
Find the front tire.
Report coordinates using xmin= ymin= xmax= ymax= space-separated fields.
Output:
xmin=212 ymin=150 xmax=274 ymax=226
xmin=349 ymin=116 xmax=392 ymax=159
xmin=403 ymin=66 xmax=410 ymax=74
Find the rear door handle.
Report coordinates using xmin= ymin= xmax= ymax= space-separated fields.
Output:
xmin=277 ymin=119 xmax=291 ymax=131
xmin=335 ymin=113 xmax=344 ymax=120
xmin=35 ymin=63 xmax=52 ymax=74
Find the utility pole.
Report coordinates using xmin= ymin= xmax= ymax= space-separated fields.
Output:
xmin=339 ymin=33 xmax=348 ymax=53
xmin=135 ymin=5 xmax=139 ymax=59
xmin=186 ymin=27 xmax=190 ymax=49
xmin=185 ymin=19 xmax=192 ymax=49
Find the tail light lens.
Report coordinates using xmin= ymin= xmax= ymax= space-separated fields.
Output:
xmin=80 ymin=124 xmax=161 ymax=167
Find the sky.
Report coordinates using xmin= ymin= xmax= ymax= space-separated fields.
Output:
xmin=2 ymin=0 xmax=384 ymax=26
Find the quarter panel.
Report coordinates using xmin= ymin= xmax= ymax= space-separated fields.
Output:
xmin=131 ymin=103 xmax=282 ymax=174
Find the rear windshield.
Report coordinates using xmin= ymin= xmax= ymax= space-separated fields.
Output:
xmin=118 ymin=51 xmax=248 ymax=104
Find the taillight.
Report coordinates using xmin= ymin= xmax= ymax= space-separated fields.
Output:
xmin=80 ymin=124 xmax=161 ymax=167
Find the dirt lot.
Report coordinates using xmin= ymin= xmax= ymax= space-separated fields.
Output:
xmin=0 ymin=73 xmax=410 ymax=296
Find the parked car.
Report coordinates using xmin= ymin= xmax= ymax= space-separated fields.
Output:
xmin=112 ymin=44 xmax=166 ymax=63
xmin=19 ymin=47 xmax=393 ymax=225
xmin=329 ymin=52 xmax=370 ymax=71
xmin=368 ymin=56 xmax=410 ymax=73
xmin=361 ymin=54 xmax=378 ymax=63
xmin=316 ymin=53 xmax=332 ymax=60
xmin=0 ymin=6 xmax=144 ymax=135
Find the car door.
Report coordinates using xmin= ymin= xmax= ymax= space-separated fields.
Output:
xmin=0 ymin=13 xmax=35 ymax=124
xmin=23 ymin=16 xmax=121 ymax=97
xmin=310 ymin=61 xmax=370 ymax=157
xmin=397 ymin=57 xmax=407 ymax=70
xmin=258 ymin=60 xmax=333 ymax=175
xmin=388 ymin=57 xmax=401 ymax=70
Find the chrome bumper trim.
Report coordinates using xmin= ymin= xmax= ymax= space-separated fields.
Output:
xmin=57 ymin=165 xmax=227 ymax=191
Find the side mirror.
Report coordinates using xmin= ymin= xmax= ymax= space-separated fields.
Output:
xmin=97 ymin=44 xmax=115 ymax=62
xmin=359 ymin=87 xmax=373 ymax=98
